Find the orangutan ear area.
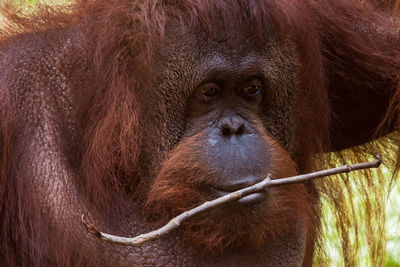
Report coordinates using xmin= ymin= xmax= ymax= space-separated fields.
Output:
xmin=0 ymin=0 xmax=399 ymax=266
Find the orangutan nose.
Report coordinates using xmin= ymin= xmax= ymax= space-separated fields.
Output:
xmin=219 ymin=115 xmax=246 ymax=137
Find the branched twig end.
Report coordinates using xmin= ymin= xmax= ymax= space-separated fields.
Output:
xmin=81 ymin=214 xmax=102 ymax=238
xmin=375 ymin=154 xmax=382 ymax=166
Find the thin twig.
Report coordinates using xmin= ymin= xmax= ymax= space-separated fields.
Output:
xmin=82 ymin=154 xmax=382 ymax=246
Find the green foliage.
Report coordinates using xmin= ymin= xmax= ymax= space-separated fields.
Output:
xmin=386 ymin=180 xmax=400 ymax=266
xmin=319 ymin=164 xmax=400 ymax=266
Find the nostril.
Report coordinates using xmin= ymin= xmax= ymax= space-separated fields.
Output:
xmin=236 ymin=125 xmax=244 ymax=136
xmin=222 ymin=125 xmax=233 ymax=137
xmin=219 ymin=116 xmax=246 ymax=137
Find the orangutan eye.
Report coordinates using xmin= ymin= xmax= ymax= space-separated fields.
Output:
xmin=197 ymin=83 xmax=222 ymax=102
xmin=242 ymin=84 xmax=261 ymax=96
xmin=239 ymin=79 xmax=263 ymax=98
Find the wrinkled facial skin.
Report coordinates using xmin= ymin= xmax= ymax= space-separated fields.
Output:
xmin=143 ymin=29 xmax=298 ymax=176
xmin=142 ymin=29 xmax=315 ymax=264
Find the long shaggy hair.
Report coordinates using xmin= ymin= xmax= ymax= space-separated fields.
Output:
xmin=1 ymin=0 xmax=399 ymax=266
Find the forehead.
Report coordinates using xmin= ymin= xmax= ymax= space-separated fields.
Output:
xmin=160 ymin=21 xmax=277 ymax=58
xmin=155 ymin=27 xmax=294 ymax=88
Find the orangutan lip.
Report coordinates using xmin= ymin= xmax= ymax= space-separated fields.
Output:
xmin=213 ymin=176 xmax=264 ymax=192
xmin=209 ymin=186 xmax=268 ymax=204
xmin=236 ymin=191 xmax=267 ymax=204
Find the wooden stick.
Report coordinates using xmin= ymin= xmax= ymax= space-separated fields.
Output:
xmin=82 ymin=154 xmax=382 ymax=246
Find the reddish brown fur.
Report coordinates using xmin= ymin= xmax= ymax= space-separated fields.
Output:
xmin=0 ymin=0 xmax=399 ymax=266
xmin=146 ymin=129 xmax=315 ymax=253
